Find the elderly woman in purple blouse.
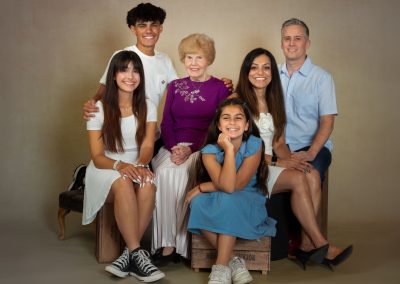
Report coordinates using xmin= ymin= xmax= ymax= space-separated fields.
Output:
xmin=151 ymin=33 xmax=230 ymax=264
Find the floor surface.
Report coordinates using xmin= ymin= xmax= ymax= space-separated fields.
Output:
xmin=1 ymin=215 xmax=399 ymax=284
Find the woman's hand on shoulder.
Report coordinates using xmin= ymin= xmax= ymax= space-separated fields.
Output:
xmin=221 ymin=77 xmax=234 ymax=93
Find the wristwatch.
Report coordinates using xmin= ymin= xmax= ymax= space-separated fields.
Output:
xmin=271 ymin=155 xmax=277 ymax=167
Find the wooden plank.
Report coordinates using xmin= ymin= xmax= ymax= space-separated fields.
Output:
xmin=191 ymin=249 xmax=270 ymax=272
xmin=318 ymin=171 xmax=329 ymax=238
xmin=192 ymin=234 xmax=270 ymax=251
xmin=191 ymin=235 xmax=271 ymax=273
xmin=95 ymin=203 xmax=124 ymax=263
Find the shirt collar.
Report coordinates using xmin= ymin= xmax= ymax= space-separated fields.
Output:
xmin=281 ymin=56 xmax=312 ymax=77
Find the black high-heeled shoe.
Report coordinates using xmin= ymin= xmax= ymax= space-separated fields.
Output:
xmin=295 ymin=244 xmax=329 ymax=270
xmin=322 ymin=245 xmax=353 ymax=271
xmin=151 ymin=248 xmax=180 ymax=266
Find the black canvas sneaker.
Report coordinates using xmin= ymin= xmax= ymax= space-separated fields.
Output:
xmin=105 ymin=247 xmax=130 ymax=277
xmin=130 ymin=248 xmax=165 ymax=282
xmin=67 ymin=164 xmax=87 ymax=191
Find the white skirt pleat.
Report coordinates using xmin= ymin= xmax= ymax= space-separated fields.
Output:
xmin=151 ymin=147 xmax=198 ymax=258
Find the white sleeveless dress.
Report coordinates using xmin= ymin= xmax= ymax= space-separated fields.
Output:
xmin=82 ymin=100 xmax=157 ymax=225
xmin=254 ymin=112 xmax=285 ymax=196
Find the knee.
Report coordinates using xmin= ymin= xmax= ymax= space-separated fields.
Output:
xmin=288 ymin=171 xmax=308 ymax=194
xmin=111 ymin=178 xmax=135 ymax=198
xmin=139 ymin=183 xmax=156 ymax=199
xmin=308 ymin=168 xmax=321 ymax=188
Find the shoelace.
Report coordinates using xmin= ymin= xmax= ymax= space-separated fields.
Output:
xmin=133 ymin=249 xmax=157 ymax=274
xmin=113 ymin=248 xmax=129 ymax=269
xmin=210 ymin=265 xmax=230 ymax=280
xmin=230 ymin=257 xmax=246 ymax=272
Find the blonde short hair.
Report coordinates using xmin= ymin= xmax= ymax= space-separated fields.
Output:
xmin=178 ymin=33 xmax=216 ymax=65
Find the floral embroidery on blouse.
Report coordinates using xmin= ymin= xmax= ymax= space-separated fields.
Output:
xmin=174 ymin=80 xmax=206 ymax=104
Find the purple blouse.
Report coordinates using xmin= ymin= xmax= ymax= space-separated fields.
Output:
xmin=161 ymin=76 xmax=230 ymax=152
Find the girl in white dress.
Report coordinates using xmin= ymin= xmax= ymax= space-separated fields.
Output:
xmin=83 ymin=50 xmax=165 ymax=282
xmin=234 ymin=48 xmax=352 ymax=270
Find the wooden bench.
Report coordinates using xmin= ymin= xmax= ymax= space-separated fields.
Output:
xmin=191 ymin=234 xmax=271 ymax=275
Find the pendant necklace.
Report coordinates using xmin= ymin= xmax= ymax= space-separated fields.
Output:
xmin=189 ymin=75 xmax=209 ymax=95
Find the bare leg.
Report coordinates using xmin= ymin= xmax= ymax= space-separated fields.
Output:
xmin=108 ymin=178 xmax=140 ymax=251
xmin=136 ymin=183 xmax=156 ymax=239
xmin=300 ymin=168 xmax=322 ymax=249
xmin=271 ymin=169 xmax=327 ymax=249
xmin=201 ymin=230 xmax=237 ymax=261
xmin=201 ymin=229 xmax=218 ymax=248
xmin=215 ymin=234 xmax=236 ymax=266
xmin=305 ymin=168 xmax=322 ymax=225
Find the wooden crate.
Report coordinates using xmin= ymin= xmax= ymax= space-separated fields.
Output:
xmin=191 ymin=234 xmax=270 ymax=275
xmin=319 ymin=171 xmax=329 ymax=238
xmin=95 ymin=203 xmax=125 ymax=263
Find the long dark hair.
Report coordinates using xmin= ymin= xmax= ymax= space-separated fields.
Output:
xmin=102 ymin=50 xmax=147 ymax=152
xmin=186 ymin=98 xmax=269 ymax=196
xmin=236 ymin=48 xmax=286 ymax=143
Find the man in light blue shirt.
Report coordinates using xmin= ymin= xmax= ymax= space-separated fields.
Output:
xmin=279 ymin=18 xmax=337 ymax=183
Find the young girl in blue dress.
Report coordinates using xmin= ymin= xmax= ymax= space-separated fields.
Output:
xmin=185 ymin=98 xmax=276 ymax=284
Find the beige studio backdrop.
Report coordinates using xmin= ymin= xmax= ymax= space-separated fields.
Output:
xmin=0 ymin=0 xmax=399 ymax=236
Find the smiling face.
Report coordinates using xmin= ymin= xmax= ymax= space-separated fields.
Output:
xmin=281 ymin=24 xmax=310 ymax=63
xmin=131 ymin=20 xmax=163 ymax=54
xmin=184 ymin=52 xmax=209 ymax=81
xmin=115 ymin=61 xmax=140 ymax=95
xmin=248 ymin=54 xmax=272 ymax=91
xmin=218 ymin=105 xmax=249 ymax=140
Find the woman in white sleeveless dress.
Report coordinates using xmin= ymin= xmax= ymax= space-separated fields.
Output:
xmin=234 ymin=48 xmax=352 ymax=269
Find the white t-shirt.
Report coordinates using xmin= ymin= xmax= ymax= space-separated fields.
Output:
xmin=100 ymin=45 xmax=178 ymax=107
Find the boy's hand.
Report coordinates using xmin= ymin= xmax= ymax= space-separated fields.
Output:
xmin=83 ymin=99 xmax=98 ymax=120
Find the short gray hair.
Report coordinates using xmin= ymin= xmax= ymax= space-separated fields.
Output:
xmin=281 ymin=18 xmax=309 ymax=38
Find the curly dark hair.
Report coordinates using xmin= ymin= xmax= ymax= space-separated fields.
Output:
xmin=126 ymin=3 xmax=166 ymax=27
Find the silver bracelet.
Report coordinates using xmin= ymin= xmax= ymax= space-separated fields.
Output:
xmin=113 ymin=160 xmax=121 ymax=170
xmin=133 ymin=163 xmax=149 ymax=168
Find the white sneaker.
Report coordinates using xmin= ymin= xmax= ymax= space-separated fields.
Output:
xmin=208 ymin=264 xmax=231 ymax=284
xmin=229 ymin=257 xmax=253 ymax=284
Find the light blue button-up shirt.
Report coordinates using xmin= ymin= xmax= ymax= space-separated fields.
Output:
xmin=279 ymin=57 xmax=337 ymax=151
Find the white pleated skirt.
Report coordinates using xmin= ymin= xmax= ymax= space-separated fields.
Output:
xmin=151 ymin=147 xmax=198 ymax=258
